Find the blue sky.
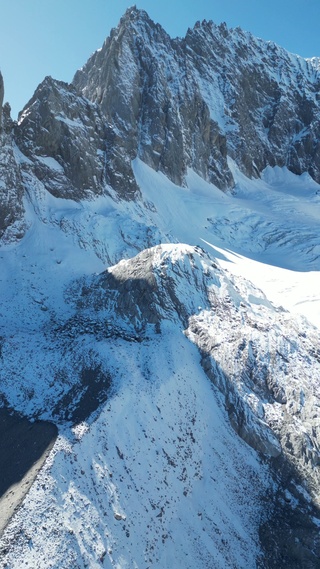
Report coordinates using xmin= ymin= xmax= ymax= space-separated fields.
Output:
xmin=0 ymin=0 xmax=319 ymax=119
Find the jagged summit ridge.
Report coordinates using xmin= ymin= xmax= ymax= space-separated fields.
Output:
xmin=7 ymin=7 xmax=319 ymax=213
xmin=0 ymin=8 xmax=319 ymax=240
xmin=72 ymin=5 xmax=233 ymax=194
xmin=72 ymin=8 xmax=320 ymax=192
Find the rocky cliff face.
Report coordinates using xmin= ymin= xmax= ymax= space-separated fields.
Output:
xmin=183 ymin=20 xmax=320 ymax=181
xmin=0 ymin=100 xmax=26 ymax=241
xmin=16 ymin=77 xmax=108 ymax=200
xmin=73 ymin=8 xmax=232 ymax=195
xmin=5 ymin=6 xmax=319 ymax=209
xmin=72 ymin=6 xmax=320 ymax=195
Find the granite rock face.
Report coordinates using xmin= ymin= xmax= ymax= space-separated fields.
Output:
xmin=73 ymin=7 xmax=320 ymax=196
xmin=184 ymin=21 xmax=320 ymax=182
xmin=7 ymin=7 xmax=320 ymax=208
xmin=16 ymin=77 xmax=108 ymax=200
xmin=73 ymin=7 xmax=233 ymax=194
xmin=0 ymin=99 xmax=26 ymax=241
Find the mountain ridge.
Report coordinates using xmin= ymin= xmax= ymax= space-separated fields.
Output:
xmin=72 ymin=6 xmax=320 ymax=190
xmin=0 ymin=4 xmax=316 ymax=242
xmin=1 ymin=8 xmax=320 ymax=568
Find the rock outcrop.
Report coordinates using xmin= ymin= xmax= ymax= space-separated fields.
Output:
xmin=16 ymin=77 xmax=108 ymax=200
xmin=0 ymin=85 xmax=26 ymax=241
xmin=81 ymin=244 xmax=320 ymax=567
xmin=72 ymin=7 xmax=320 ymax=196
xmin=70 ymin=244 xmax=320 ymax=567
xmin=6 ymin=7 xmax=320 ymax=208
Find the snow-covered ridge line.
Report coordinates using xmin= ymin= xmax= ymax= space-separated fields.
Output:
xmin=306 ymin=56 xmax=320 ymax=71
xmin=1 ymin=239 xmax=320 ymax=567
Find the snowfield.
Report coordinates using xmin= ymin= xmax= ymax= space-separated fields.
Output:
xmin=134 ymin=158 xmax=320 ymax=327
xmin=1 ymin=159 xmax=320 ymax=568
xmin=1 ymin=328 xmax=270 ymax=569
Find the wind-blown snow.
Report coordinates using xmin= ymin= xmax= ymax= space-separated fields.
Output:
xmin=1 ymin=328 xmax=269 ymax=568
xmin=133 ymin=158 xmax=320 ymax=328
xmin=1 ymin=156 xmax=320 ymax=568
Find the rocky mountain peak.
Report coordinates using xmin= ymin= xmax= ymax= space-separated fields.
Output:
xmin=72 ymin=9 xmax=233 ymax=194
xmin=15 ymin=75 xmax=108 ymax=201
xmin=8 ymin=8 xmax=320 ymax=208
xmin=72 ymin=9 xmax=320 ymax=197
xmin=120 ymin=5 xmax=156 ymax=27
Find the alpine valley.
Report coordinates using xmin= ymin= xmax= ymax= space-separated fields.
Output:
xmin=1 ymin=6 xmax=320 ymax=569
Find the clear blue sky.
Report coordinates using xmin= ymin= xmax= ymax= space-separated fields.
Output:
xmin=0 ymin=0 xmax=319 ymax=119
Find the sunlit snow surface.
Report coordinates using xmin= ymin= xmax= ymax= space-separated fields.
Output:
xmin=133 ymin=158 xmax=320 ymax=328
xmin=2 ymin=330 xmax=268 ymax=568
xmin=1 ymin=160 xmax=320 ymax=568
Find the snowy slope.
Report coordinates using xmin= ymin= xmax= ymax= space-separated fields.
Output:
xmin=1 ymin=163 xmax=320 ymax=567
xmin=0 ymin=161 xmax=319 ymax=415
xmin=0 ymin=327 xmax=271 ymax=569
xmin=1 ymin=8 xmax=320 ymax=569
xmin=133 ymin=158 xmax=320 ymax=327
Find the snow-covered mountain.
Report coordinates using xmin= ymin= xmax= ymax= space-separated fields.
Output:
xmin=1 ymin=7 xmax=320 ymax=568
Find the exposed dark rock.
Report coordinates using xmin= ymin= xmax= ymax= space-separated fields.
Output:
xmin=3 ymin=7 xmax=318 ymax=213
xmin=259 ymin=455 xmax=320 ymax=569
xmin=75 ymin=245 xmax=210 ymax=334
xmin=16 ymin=77 xmax=109 ymax=200
xmin=0 ymin=102 xmax=26 ymax=241
xmin=184 ymin=21 xmax=320 ymax=183
xmin=73 ymin=7 xmax=233 ymax=194
xmin=0 ymin=406 xmax=57 ymax=536
xmin=72 ymin=7 xmax=320 ymax=196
